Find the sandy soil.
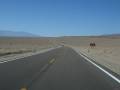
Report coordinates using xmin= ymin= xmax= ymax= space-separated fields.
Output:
xmin=0 ymin=37 xmax=57 ymax=53
xmin=57 ymin=36 xmax=120 ymax=47
xmin=0 ymin=37 xmax=58 ymax=61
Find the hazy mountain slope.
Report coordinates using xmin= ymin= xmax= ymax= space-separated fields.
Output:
xmin=0 ymin=30 xmax=37 ymax=37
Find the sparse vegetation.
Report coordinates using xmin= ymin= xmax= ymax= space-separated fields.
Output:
xmin=0 ymin=37 xmax=57 ymax=57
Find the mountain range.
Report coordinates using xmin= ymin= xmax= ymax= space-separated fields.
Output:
xmin=0 ymin=30 xmax=120 ymax=37
xmin=0 ymin=30 xmax=38 ymax=37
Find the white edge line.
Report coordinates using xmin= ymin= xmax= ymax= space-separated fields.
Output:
xmin=0 ymin=46 xmax=62 ymax=64
xmin=77 ymin=51 xmax=120 ymax=84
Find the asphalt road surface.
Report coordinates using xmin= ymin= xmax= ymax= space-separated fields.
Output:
xmin=0 ymin=47 xmax=120 ymax=90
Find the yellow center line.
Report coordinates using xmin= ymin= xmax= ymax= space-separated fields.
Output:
xmin=20 ymin=87 xmax=28 ymax=90
xmin=20 ymin=58 xmax=56 ymax=90
xmin=49 ymin=58 xmax=56 ymax=64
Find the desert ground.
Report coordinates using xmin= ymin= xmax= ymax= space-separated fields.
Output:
xmin=0 ymin=36 xmax=120 ymax=76
xmin=0 ymin=37 xmax=59 ymax=61
xmin=0 ymin=37 xmax=57 ymax=55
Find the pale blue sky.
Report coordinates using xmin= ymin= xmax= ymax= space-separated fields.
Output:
xmin=0 ymin=0 xmax=120 ymax=36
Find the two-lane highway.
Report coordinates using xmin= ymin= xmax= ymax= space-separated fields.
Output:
xmin=0 ymin=47 xmax=120 ymax=90
xmin=0 ymin=47 xmax=62 ymax=90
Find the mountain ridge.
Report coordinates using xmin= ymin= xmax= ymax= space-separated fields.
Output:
xmin=0 ymin=30 xmax=38 ymax=37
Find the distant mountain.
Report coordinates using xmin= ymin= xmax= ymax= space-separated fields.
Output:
xmin=95 ymin=33 xmax=120 ymax=39
xmin=101 ymin=34 xmax=120 ymax=36
xmin=0 ymin=30 xmax=38 ymax=37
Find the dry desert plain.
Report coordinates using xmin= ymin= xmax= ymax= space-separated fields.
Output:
xmin=0 ymin=37 xmax=57 ymax=55
xmin=0 ymin=36 xmax=120 ymax=76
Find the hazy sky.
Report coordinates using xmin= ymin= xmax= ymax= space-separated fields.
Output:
xmin=0 ymin=0 xmax=120 ymax=36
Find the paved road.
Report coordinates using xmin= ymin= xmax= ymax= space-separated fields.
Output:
xmin=0 ymin=47 xmax=119 ymax=90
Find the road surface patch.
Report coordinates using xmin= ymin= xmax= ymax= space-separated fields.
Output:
xmin=20 ymin=87 xmax=28 ymax=90
xmin=20 ymin=58 xmax=56 ymax=90
xmin=49 ymin=58 xmax=56 ymax=64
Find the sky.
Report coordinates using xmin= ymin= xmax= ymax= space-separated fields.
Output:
xmin=0 ymin=0 xmax=120 ymax=36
